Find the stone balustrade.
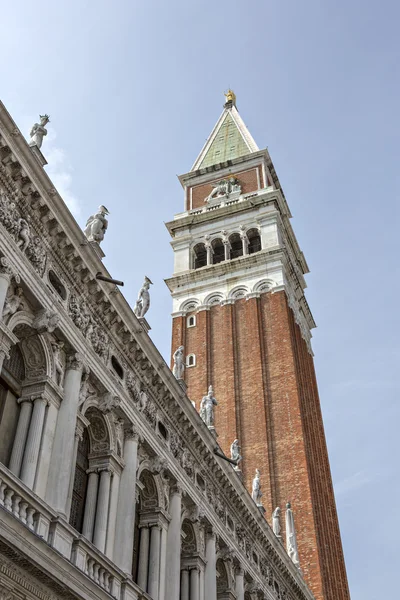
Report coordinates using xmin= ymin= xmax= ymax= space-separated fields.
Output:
xmin=0 ymin=463 xmax=148 ymax=600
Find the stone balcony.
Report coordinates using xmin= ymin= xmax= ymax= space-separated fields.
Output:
xmin=0 ymin=462 xmax=148 ymax=600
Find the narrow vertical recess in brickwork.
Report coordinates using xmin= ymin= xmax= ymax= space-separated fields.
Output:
xmin=258 ymin=294 xmax=278 ymax=510
xmin=263 ymin=291 xmax=322 ymax=600
xmin=234 ymin=298 xmax=269 ymax=495
xmin=209 ymin=304 xmax=238 ymax=458
xmin=185 ymin=309 xmax=209 ymax=410
xmin=289 ymin=307 xmax=350 ymax=600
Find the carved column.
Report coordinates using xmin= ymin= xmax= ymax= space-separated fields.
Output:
xmin=0 ymin=257 xmax=17 ymax=315
xmin=205 ymin=238 xmax=213 ymax=266
xmin=235 ymin=567 xmax=245 ymax=600
xmin=137 ymin=525 xmax=150 ymax=591
xmin=204 ymin=530 xmax=217 ymax=600
xmin=20 ymin=395 xmax=47 ymax=489
xmin=181 ymin=569 xmax=189 ymax=600
xmin=164 ymin=484 xmax=182 ymax=600
xmin=93 ymin=468 xmax=111 ymax=552
xmin=46 ymin=353 xmax=85 ymax=517
xmin=34 ymin=398 xmax=59 ymax=498
xmin=159 ymin=524 xmax=168 ymax=600
xmin=113 ymin=426 xmax=140 ymax=572
xmin=148 ymin=524 xmax=161 ymax=598
xmin=82 ymin=469 xmax=99 ymax=541
xmin=190 ymin=567 xmax=200 ymax=600
xmin=8 ymin=398 xmax=33 ymax=477
xmin=240 ymin=228 xmax=249 ymax=256
xmin=199 ymin=567 xmax=205 ymax=600
xmin=105 ymin=469 xmax=120 ymax=559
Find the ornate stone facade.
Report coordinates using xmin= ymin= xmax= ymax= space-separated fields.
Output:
xmin=0 ymin=100 xmax=316 ymax=600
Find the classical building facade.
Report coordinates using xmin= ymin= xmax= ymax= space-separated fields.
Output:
xmin=0 ymin=99 xmax=318 ymax=600
xmin=167 ymin=93 xmax=350 ymax=600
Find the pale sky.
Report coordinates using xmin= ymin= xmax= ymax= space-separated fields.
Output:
xmin=2 ymin=1 xmax=400 ymax=597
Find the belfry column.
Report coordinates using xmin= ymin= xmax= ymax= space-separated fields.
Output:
xmin=164 ymin=484 xmax=182 ymax=599
xmin=113 ymin=426 xmax=140 ymax=572
xmin=46 ymin=353 xmax=85 ymax=517
xmin=204 ymin=529 xmax=217 ymax=600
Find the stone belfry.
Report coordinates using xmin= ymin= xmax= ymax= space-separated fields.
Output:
xmin=165 ymin=92 xmax=350 ymax=600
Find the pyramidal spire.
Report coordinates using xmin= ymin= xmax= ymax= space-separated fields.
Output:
xmin=191 ymin=90 xmax=259 ymax=171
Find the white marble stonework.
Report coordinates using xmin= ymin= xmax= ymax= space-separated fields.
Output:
xmin=0 ymin=98 xmax=315 ymax=600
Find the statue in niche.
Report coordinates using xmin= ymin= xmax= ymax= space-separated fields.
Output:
xmin=2 ymin=286 xmax=24 ymax=320
xmin=230 ymin=439 xmax=242 ymax=469
xmin=272 ymin=507 xmax=282 ymax=539
xmin=199 ymin=385 xmax=218 ymax=427
xmin=133 ymin=276 xmax=152 ymax=318
xmin=84 ymin=205 xmax=109 ymax=243
xmin=16 ymin=218 xmax=30 ymax=252
xmin=172 ymin=345 xmax=185 ymax=380
xmin=29 ymin=114 xmax=50 ymax=149
xmin=51 ymin=340 xmax=64 ymax=386
xmin=252 ymin=469 xmax=263 ymax=505
xmin=285 ymin=502 xmax=301 ymax=569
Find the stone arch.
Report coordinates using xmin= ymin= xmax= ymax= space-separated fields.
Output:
xmin=252 ymin=279 xmax=275 ymax=294
xmin=180 ymin=298 xmax=200 ymax=313
xmin=229 ymin=231 xmax=243 ymax=259
xmin=228 ymin=286 xmax=249 ymax=300
xmin=85 ymin=407 xmax=111 ymax=455
xmin=193 ymin=242 xmax=207 ymax=269
xmin=13 ymin=325 xmax=51 ymax=381
xmin=139 ymin=468 xmax=160 ymax=510
xmin=181 ymin=519 xmax=199 ymax=556
xmin=204 ymin=292 xmax=225 ymax=306
xmin=247 ymin=227 xmax=262 ymax=254
xmin=211 ymin=238 xmax=225 ymax=264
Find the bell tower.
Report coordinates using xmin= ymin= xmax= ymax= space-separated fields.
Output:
xmin=165 ymin=93 xmax=350 ymax=600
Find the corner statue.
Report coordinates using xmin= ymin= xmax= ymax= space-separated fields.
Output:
xmin=29 ymin=114 xmax=50 ymax=149
xmin=172 ymin=345 xmax=185 ymax=380
xmin=84 ymin=205 xmax=109 ymax=244
xmin=199 ymin=385 xmax=218 ymax=428
xmin=133 ymin=276 xmax=152 ymax=318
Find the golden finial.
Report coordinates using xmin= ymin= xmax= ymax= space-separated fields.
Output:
xmin=224 ymin=89 xmax=236 ymax=106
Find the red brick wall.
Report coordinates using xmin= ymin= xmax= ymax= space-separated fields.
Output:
xmin=172 ymin=291 xmax=350 ymax=600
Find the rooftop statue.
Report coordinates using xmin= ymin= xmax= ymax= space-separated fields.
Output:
xmin=252 ymin=469 xmax=263 ymax=506
xmin=199 ymin=385 xmax=218 ymax=428
xmin=230 ymin=439 xmax=242 ymax=470
xmin=286 ymin=502 xmax=301 ymax=570
xmin=84 ymin=205 xmax=109 ymax=244
xmin=172 ymin=345 xmax=185 ymax=380
xmin=272 ymin=507 xmax=282 ymax=539
xmin=224 ymin=89 xmax=237 ymax=105
xmin=29 ymin=114 xmax=50 ymax=149
xmin=133 ymin=276 xmax=152 ymax=319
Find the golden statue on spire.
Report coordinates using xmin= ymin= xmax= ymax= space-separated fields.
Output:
xmin=224 ymin=89 xmax=237 ymax=105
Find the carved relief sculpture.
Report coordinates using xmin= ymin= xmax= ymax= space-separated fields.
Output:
xmin=2 ymin=286 xmax=24 ymax=320
xmin=29 ymin=114 xmax=50 ymax=149
xmin=205 ymin=176 xmax=241 ymax=204
xmin=84 ymin=205 xmax=109 ymax=243
xmin=16 ymin=218 xmax=30 ymax=252
xmin=172 ymin=345 xmax=185 ymax=380
xmin=133 ymin=276 xmax=152 ymax=318
xmin=32 ymin=309 xmax=60 ymax=333
xmin=51 ymin=340 xmax=64 ymax=386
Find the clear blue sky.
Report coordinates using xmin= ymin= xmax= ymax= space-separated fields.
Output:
xmin=2 ymin=2 xmax=399 ymax=597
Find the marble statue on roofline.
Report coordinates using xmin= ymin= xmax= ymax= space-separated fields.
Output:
xmin=252 ymin=469 xmax=263 ymax=505
xmin=84 ymin=205 xmax=109 ymax=244
xmin=172 ymin=345 xmax=185 ymax=380
xmin=286 ymin=502 xmax=301 ymax=570
xmin=200 ymin=385 xmax=218 ymax=427
xmin=230 ymin=439 xmax=242 ymax=470
xmin=272 ymin=507 xmax=282 ymax=539
xmin=133 ymin=276 xmax=152 ymax=318
xmin=29 ymin=114 xmax=50 ymax=149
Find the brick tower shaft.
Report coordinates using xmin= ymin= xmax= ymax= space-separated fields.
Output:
xmin=166 ymin=93 xmax=351 ymax=600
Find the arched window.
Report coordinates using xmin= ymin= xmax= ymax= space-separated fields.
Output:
xmin=229 ymin=232 xmax=243 ymax=259
xmin=186 ymin=354 xmax=196 ymax=367
xmin=193 ymin=243 xmax=207 ymax=269
xmin=187 ymin=314 xmax=196 ymax=328
xmin=212 ymin=238 xmax=225 ymax=264
xmin=0 ymin=344 xmax=25 ymax=468
xmin=247 ymin=228 xmax=262 ymax=254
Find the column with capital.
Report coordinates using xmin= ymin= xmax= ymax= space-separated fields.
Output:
xmin=159 ymin=524 xmax=168 ymax=600
xmin=204 ymin=530 xmax=217 ymax=600
xmin=205 ymin=236 xmax=213 ymax=266
xmin=240 ymin=227 xmax=249 ymax=256
xmin=105 ymin=469 xmax=120 ymax=559
xmin=82 ymin=469 xmax=99 ymax=541
xmin=113 ymin=426 xmax=140 ymax=572
xmin=164 ymin=484 xmax=182 ymax=600
xmin=93 ymin=468 xmax=111 ymax=552
xmin=46 ymin=353 xmax=85 ymax=517
xmin=8 ymin=398 xmax=33 ymax=476
xmin=235 ymin=567 xmax=245 ymax=600
xmin=20 ymin=395 xmax=48 ymax=489
xmin=147 ymin=524 xmax=161 ymax=598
